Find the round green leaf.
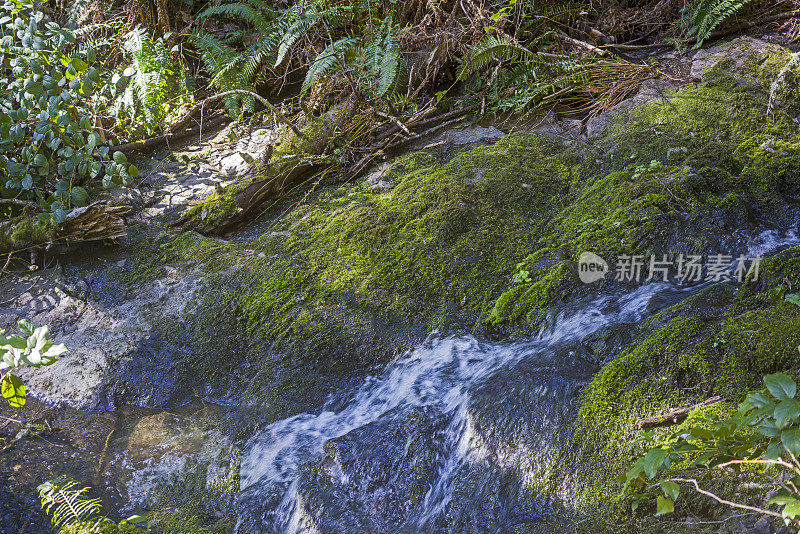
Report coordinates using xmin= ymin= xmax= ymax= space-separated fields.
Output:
xmin=1 ymin=374 xmax=25 ymax=408
xmin=70 ymin=186 xmax=88 ymax=206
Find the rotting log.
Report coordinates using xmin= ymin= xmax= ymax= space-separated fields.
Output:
xmin=636 ymin=396 xmax=725 ymax=429
xmin=110 ymin=114 xmax=229 ymax=153
xmin=171 ymin=100 xmax=360 ymax=235
xmin=0 ymin=202 xmax=131 ymax=257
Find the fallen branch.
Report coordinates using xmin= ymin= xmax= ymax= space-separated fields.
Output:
xmin=374 ymin=105 xmax=475 ymax=142
xmin=385 ymin=116 xmax=468 ymax=152
xmin=636 ymin=396 xmax=725 ymax=429
xmin=669 ymin=478 xmax=784 ymax=519
xmin=375 ymin=110 xmax=412 ymax=135
xmin=0 ymin=202 xmax=131 ymax=256
xmin=110 ymin=114 xmax=229 ymax=153
xmin=0 ymin=198 xmax=45 ymax=212
xmin=558 ymin=31 xmax=607 ymax=56
xmin=166 ymin=89 xmax=304 ymax=138
xmin=605 ymin=11 xmax=798 ymax=51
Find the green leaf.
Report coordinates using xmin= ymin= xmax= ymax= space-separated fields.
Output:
xmin=52 ymin=208 xmax=68 ymax=224
xmin=689 ymin=427 xmax=713 ymax=440
xmin=18 ymin=319 xmax=34 ymax=336
xmin=70 ymin=186 xmax=88 ymax=207
xmin=770 ymin=494 xmax=800 ymax=518
xmin=128 ymin=164 xmax=138 ymax=178
xmin=785 ymin=293 xmax=800 ymax=308
xmin=765 ymin=373 xmax=796 ymax=400
xmin=775 ymin=400 xmax=800 ymax=428
xmin=113 ymin=151 xmax=126 ymax=164
xmin=655 ymin=496 xmax=674 ymax=516
xmin=1 ymin=374 xmax=25 ymax=407
xmin=782 ymin=427 xmax=800 ymax=455
xmin=660 ymin=481 xmax=680 ymax=501
xmin=758 ymin=418 xmax=782 ymax=438
xmin=641 ymin=448 xmax=668 ymax=479
xmin=70 ymin=57 xmax=87 ymax=72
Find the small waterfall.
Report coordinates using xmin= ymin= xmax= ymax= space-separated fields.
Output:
xmin=237 ymin=228 xmax=800 ymax=533
xmin=237 ymin=282 xmax=696 ymax=532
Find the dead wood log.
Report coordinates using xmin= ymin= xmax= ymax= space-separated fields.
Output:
xmin=172 ymin=101 xmax=359 ymax=235
xmin=110 ymin=114 xmax=229 ymax=153
xmin=636 ymin=396 xmax=725 ymax=429
xmin=0 ymin=202 xmax=131 ymax=256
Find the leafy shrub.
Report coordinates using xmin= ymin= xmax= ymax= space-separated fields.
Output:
xmin=625 ymin=371 xmax=800 ymax=527
xmin=0 ymin=319 xmax=66 ymax=407
xmin=0 ymin=0 xmax=137 ymax=221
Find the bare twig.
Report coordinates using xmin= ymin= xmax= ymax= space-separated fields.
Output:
xmin=669 ymin=478 xmax=784 ymax=519
xmin=375 ymin=111 xmax=412 ymax=135
xmin=558 ymin=31 xmax=607 ymax=56
xmin=167 ymin=90 xmax=304 ymax=138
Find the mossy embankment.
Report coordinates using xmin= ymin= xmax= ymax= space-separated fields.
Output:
xmin=111 ymin=132 xmax=590 ymax=424
xmin=572 ymin=246 xmax=800 ymax=532
xmin=110 ymin=39 xmax=800 ymax=441
xmin=559 ymin=40 xmax=800 ymax=532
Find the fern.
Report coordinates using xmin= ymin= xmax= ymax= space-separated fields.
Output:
xmin=194 ymin=0 xmax=386 ymax=116
xmin=363 ymin=17 xmax=402 ymax=96
xmin=457 ymin=33 xmax=552 ymax=81
xmin=65 ymin=0 xmax=94 ymax=29
xmin=112 ymin=27 xmax=194 ymax=136
xmin=38 ymin=476 xmax=103 ymax=532
xmin=683 ymin=0 xmax=755 ymax=47
xmin=302 ymin=36 xmax=359 ymax=93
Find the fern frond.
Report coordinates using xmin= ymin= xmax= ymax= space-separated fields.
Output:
xmin=199 ymin=1 xmax=278 ymax=27
xmin=457 ymin=34 xmax=535 ymax=80
xmin=65 ymin=0 xmax=93 ymax=28
xmin=365 ymin=17 xmax=401 ymax=96
xmin=683 ymin=0 xmax=755 ymax=47
xmin=38 ymin=476 xmax=103 ymax=531
xmin=302 ymin=36 xmax=359 ymax=93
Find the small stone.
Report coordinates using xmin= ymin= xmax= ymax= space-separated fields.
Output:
xmin=754 ymin=516 xmax=774 ymax=534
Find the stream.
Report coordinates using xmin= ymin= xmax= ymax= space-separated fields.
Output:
xmin=237 ymin=283 xmax=700 ymax=532
xmin=236 ymin=228 xmax=800 ymax=533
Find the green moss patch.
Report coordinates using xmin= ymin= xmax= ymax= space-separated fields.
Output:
xmin=573 ymin=247 xmax=800 ymax=530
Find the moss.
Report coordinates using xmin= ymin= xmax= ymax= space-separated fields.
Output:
xmin=488 ymin=65 xmax=800 ymax=326
xmin=574 ymin=248 xmax=800 ymax=530
xmin=9 ymin=217 xmax=53 ymax=244
xmin=0 ymin=216 xmax=54 ymax=249
xmin=58 ymin=522 xmax=145 ymax=534
xmin=146 ymin=456 xmax=239 ymax=534
xmin=146 ymin=511 xmax=232 ymax=534
xmin=487 ymin=261 xmax=571 ymax=325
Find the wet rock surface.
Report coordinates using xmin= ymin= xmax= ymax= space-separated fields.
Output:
xmin=3 ymin=36 xmax=800 ymax=534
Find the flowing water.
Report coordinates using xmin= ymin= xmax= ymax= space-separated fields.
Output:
xmin=237 ymin=228 xmax=800 ymax=533
xmin=237 ymin=282 xmax=702 ymax=532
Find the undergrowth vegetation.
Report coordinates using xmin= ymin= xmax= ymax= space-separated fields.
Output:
xmin=0 ymin=0 xmax=793 ymax=226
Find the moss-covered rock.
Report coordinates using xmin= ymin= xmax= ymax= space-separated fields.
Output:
xmin=573 ymin=246 xmax=800 ymax=530
xmin=487 ymin=44 xmax=800 ymax=327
